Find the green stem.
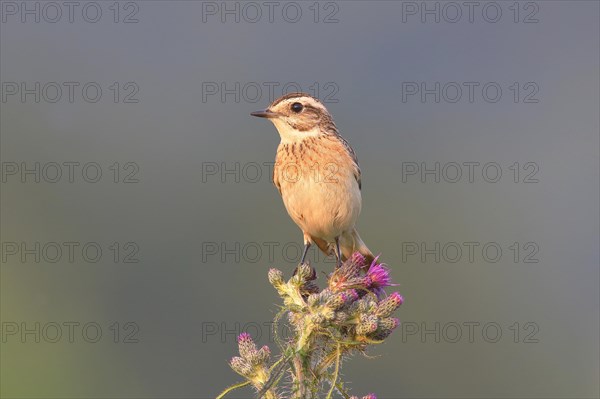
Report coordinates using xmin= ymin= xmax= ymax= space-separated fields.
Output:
xmin=257 ymin=353 xmax=292 ymax=398
xmin=325 ymin=342 xmax=341 ymax=399
xmin=215 ymin=380 xmax=251 ymax=399
xmin=293 ymin=353 xmax=310 ymax=399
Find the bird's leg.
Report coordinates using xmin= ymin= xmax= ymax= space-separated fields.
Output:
xmin=334 ymin=237 xmax=342 ymax=268
xmin=300 ymin=242 xmax=311 ymax=265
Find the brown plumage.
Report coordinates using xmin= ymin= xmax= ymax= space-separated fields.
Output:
xmin=251 ymin=93 xmax=374 ymax=266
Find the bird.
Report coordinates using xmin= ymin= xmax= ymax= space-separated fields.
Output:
xmin=251 ymin=92 xmax=374 ymax=267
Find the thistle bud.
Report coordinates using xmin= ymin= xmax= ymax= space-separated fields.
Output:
xmin=329 ymin=256 xmax=363 ymax=292
xmin=378 ymin=317 xmax=400 ymax=331
xmin=351 ymin=294 xmax=376 ymax=315
xmin=326 ymin=291 xmax=349 ymax=310
xmin=347 ymin=289 xmax=360 ymax=302
xmin=230 ymin=356 xmax=252 ymax=376
xmin=318 ymin=288 xmax=333 ymax=301
xmin=370 ymin=329 xmax=393 ymax=340
xmin=334 ymin=310 xmax=349 ymax=323
xmin=288 ymin=312 xmax=304 ymax=332
xmin=321 ymin=306 xmax=336 ymax=321
xmin=256 ymin=345 xmax=271 ymax=364
xmin=350 ymin=252 xmax=366 ymax=267
xmin=268 ymin=268 xmax=284 ymax=288
xmin=376 ymin=292 xmax=404 ymax=318
xmin=310 ymin=313 xmax=326 ymax=325
xmin=237 ymin=332 xmax=258 ymax=360
xmin=307 ymin=293 xmax=321 ymax=307
xmin=327 ymin=289 xmax=360 ymax=310
xmin=295 ymin=263 xmax=314 ymax=281
xmin=350 ymin=299 xmax=367 ymax=315
xmin=356 ymin=314 xmax=378 ymax=335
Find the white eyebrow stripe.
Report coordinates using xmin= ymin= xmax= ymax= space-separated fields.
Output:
xmin=302 ymin=97 xmax=326 ymax=110
xmin=279 ymin=97 xmax=326 ymax=112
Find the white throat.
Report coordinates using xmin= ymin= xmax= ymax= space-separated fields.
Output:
xmin=271 ymin=119 xmax=321 ymax=144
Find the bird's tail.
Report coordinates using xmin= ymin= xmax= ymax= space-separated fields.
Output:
xmin=310 ymin=228 xmax=375 ymax=266
xmin=340 ymin=228 xmax=375 ymax=266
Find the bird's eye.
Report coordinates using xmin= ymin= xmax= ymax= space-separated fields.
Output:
xmin=291 ymin=102 xmax=304 ymax=113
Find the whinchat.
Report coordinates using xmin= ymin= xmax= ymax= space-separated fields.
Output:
xmin=251 ymin=93 xmax=374 ymax=267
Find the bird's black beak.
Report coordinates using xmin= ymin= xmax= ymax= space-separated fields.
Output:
xmin=251 ymin=109 xmax=278 ymax=119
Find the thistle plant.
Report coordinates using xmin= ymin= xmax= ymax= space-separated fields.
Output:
xmin=217 ymin=253 xmax=403 ymax=399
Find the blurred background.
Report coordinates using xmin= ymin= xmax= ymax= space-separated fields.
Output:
xmin=1 ymin=1 xmax=598 ymax=398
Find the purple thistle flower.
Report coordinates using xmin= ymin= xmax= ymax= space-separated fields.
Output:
xmin=365 ymin=258 xmax=396 ymax=298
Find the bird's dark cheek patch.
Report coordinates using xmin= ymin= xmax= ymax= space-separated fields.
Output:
xmin=289 ymin=114 xmax=319 ymax=132
xmin=292 ymin=121 xmax=313 ymax=132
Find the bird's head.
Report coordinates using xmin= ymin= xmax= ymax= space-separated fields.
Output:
xmin=251 ymin=93 xmax=337 ymax=143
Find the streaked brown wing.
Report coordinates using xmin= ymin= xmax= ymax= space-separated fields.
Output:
xmin=337 ymin=134 xmax=362 ymax=190
xmin=272 ymin=160 xmax=282 ymax=195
